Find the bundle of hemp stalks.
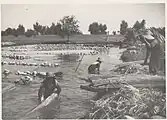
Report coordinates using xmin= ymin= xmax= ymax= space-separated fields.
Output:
xmin=88 ymin=84 xmax=166 ymax=119
xmin=112 ymin=61 xmax=149 ymax=75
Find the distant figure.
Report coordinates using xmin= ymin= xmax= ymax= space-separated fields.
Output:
xmin=139 ymin=30 xmax=164 ymax=75
xmin=38 ymin=72 xmax=61 ymax=103
xmin=88 ymin=57 xmax=102 ymax=74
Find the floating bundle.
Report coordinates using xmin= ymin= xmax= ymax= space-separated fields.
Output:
xmin=2 ymin=54 xmax=31 ymax=60
xmin=1 ymin=42 xmax=15 ymax=46
xmin=2 ymin=69 xmax=63 ymax=79
xmin=1 ymin=61 xmax=59 ymax=67
xmin=33 ymin=44 xmax=109 ymax=54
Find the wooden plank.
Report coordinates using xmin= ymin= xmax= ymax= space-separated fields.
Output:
xmin=80 ymin=75 xmax=165 ymax=92
xmin=25 ymin=93 xmax=58 ymax=116
xmin=91 ymin=75 xmax=165 ymax=86
xmin=113 ymin=60 xmax=145 ymax=68
xmin=80 ymin=85 xmax=107 ymax=93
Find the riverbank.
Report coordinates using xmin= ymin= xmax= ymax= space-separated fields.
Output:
xmin=1 ymin=34 xmax=124 ymax=47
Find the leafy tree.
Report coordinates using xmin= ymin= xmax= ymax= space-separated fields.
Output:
xmin=88 ymin=22 xmax=99 ymax=34
xmin=58 ymin=15 xmax=81 ymax=41
xmin=55 ymin=22 xmax=64 ymax=37
xmin=41 ymin=26 xmax=48 ymax=35
xmin=11 ymin=28 xmax=18 ymax=37
xmin=133 ymin=21 xmax=141 ymax=31
xmin=5 ymin=27 xmax=13 ymax=35
xmin=33 ymin=22 xmax=42 ymax=35
xmin=99 ymin=23 xmax=107 ymax=34
xmin=88 ymin=22 xmax=107 ymax=34
xmin=120 ymin=20 xmax=128 ymax=35
xmin=49 ymin=23 xmax=57 ymax=35
xmin=112 ymin=31 xmax=116 ymax=35
xmin=133 ymin=19 xmax=146 ymax=32
xmin=1 ymin=31 xmax=7 ymax=36
xmin=45 ymin=26 xmax=50 ymax=35
xmin=25 ymin=29 xmax=36 ymax=37
xmin=140 ymin=19 xmax=146 ymax=29
xmin=17 ymin=24 xmax=25 ymax=35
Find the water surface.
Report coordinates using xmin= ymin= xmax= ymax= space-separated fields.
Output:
xmin=2 ymin=45 xmax=124 ymax=119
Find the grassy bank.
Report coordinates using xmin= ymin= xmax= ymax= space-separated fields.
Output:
xmin=1 ymin=35 xmax=124 ymax=47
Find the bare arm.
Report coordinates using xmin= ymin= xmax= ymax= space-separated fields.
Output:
xmin=53 ymin=80 xmax=61 ymax=95
xmin=143 ymin=38 xmax=151 ymax=48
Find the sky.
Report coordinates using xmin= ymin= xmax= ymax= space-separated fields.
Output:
xmin=1 ymin=3 xmax=165 ymax=34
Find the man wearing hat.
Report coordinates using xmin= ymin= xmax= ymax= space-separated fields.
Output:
xmin=38 ymin=72 xmax=61 ymax=103
xmin=139 ymin=30 xmax=162 ymax=75
xmin=88 ymin=57 xmax=102 ymax=74
xmin=139 ymin=30 xmax=154 ymax=65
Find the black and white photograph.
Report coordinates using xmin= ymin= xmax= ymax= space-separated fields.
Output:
xmin=1 ymin=2 xmax=166 ymax=119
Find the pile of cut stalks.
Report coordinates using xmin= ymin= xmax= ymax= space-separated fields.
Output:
xmin=88 ymin=84 xmax=166 ymax=119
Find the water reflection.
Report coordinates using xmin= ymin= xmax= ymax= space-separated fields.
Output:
xmin=39 ymin=99 xmax=61 ymax=119
xmin=58 ymin=54 xmax=80 ymax=62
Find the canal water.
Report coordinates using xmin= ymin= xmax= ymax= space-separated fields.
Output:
xmin=2 ymin=45 xmax=124 ymax=119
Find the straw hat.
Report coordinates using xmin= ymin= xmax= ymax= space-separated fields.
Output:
xmin=142 ymin=30 xmax=154 ymax=40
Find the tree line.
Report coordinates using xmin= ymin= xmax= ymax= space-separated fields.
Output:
xmin=1 ymin=15 xmax=165 ymax=38
xmin=120 ymin=19 xmax=165 ymax=37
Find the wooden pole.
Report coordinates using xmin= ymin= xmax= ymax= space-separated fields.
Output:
xmin=75 ymin=54 xmax=85 ymax=72
xmin=25 ymin=93 xmax=58 ymax=116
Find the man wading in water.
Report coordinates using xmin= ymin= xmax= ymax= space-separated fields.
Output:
xmin=88 ymin=57 xmax=102 ymax=74
xmin=38 ymin=72 xmax=61 ymax=103
xmin=138 ymin=30 xmax=165 ymax=75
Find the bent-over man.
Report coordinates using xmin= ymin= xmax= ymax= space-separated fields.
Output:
xmin=139 ymin=30 xmax=164 ymax=75
xmin=38 ymin=72 xmax=61 ymax=103
xmin=88 ymin=57 xmax=102 ymax=74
